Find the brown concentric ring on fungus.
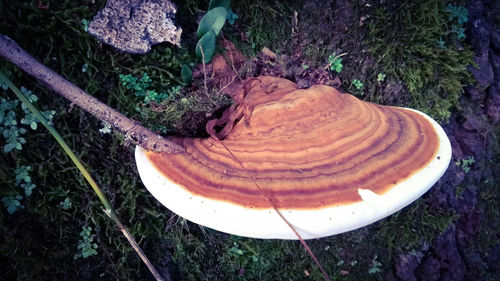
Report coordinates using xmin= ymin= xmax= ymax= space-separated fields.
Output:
xmin=135 ymin=76 xmax=452 ymax=239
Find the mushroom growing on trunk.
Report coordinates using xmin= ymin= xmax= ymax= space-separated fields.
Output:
xmin=135 ymin=76 xmax=452 ymax=239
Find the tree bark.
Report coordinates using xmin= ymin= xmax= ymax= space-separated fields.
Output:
xmin=0 ymin=34 xmax=185 ymax=154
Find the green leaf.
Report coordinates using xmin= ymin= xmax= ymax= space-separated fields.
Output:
xmin=181 ymin=64 xmax=193 ymax=85
xmin=196 ymin=30 xmax=216 ymax=63
xmin=197 ymin=7 xmax=227 ymax=38
xmin=208 ymin=0 xmax=230 ymax=10
xmin=4 ymin=142 xmax=15 ymax=153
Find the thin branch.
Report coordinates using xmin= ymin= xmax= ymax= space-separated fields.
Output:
xmin=0 ymin=34 xmax=185 ymax=154
xmin=198 ymin=45 xmax=209 ymax=97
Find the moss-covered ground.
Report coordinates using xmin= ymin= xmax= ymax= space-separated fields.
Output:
xmin=1 ymin=0 xmax=498 ymax=280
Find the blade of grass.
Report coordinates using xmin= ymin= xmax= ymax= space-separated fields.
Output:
xmin=0 ymin=71 xmax=165 ymax=281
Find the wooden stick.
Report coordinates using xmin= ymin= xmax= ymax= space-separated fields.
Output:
xmin=0 ymin=34 xmax=185 ymax=154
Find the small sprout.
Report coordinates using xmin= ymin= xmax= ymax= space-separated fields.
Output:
xmin=74 ymin=226 xmax=98 ymax=259
xmin=436 ymin=37 xmax=446 ymax=48
xmin=226 ymin=9 xmax=239 ymax=25
xmin=42 ymin=110 xmax=56 ymax=124
xmin=20 ymin=87 xmax=38 ymax=103
xmin=352 ymin=79 xmax=364 ymax=90
xmin=60 ymin=197 xmax=72 ymax=210
xmin=20 ymin=112 xmax=38 ymax=130
xmin=1 ymin=87 xmax=55 ymax=152
xmin=81 ymin=62 xmax=89 ymax=73
xmin=2 ymin=126 xmax=27 ymax=153
xmin=377 ymin=73 xmax=386 ymax=82
xmin=119 ymin=73 xmax=172 ymax=104
xmin=452 ymin=25 xmax=466 ymax=40
xmin=81 ymin=18 xmax=89 ymax=32
xmin=14 ymin=165 xmax=36 ymax=196
xmin=447 ymin=4 xmax=468 ymax=25
xmin=229 ymin=242 xmax=244 ymax=255
xmin=144 ymin=90 xmax=167 ymax=103
xmin=21 ymin=182 xmax=36 ymax=196
xmin=99 ymin=121 xmax=112 ymax=134
xmin=301 ymin=65 xmax=310 ymax=70
xmin=455 ymin=156 xmax=475 ymax=173
xmin=368 ymin=254 xmax=382 ymax=274
xmin=447 ymin=4 xmax=468 ymax=41
xmin=2 ymin=195 xmax=24 ymax=214
xmin=14 ymin=165 xmax=32 ymax=186
xmin=327 ymin=53 xmax=345 ymax=73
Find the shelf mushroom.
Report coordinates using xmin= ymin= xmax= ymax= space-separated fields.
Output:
xmin=135 ymin=76 xmax=452 ymax=239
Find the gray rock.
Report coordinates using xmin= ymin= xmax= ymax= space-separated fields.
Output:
xmin=88 ymin=0 xmax=182 ymax=54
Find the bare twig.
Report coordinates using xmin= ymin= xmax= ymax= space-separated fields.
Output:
xmin=0 ymin=34 xmax=184 ymax=154
xmin=198 ymin=45 xmax=209 ymax=97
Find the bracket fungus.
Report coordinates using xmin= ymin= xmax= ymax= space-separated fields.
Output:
xmin=135 ymin=76 xmax=452 ymax=239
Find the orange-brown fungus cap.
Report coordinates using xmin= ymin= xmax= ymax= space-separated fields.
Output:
xmin=135 ymin=76 xmax=452 ymax=239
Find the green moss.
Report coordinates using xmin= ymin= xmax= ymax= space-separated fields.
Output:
xmin=367 ymin=0 xmax=474 ymax=122
xmin=377 ymin=200 xmax=459 ymax=251
xmin=230 ymin=1 xmax=296 ymax=57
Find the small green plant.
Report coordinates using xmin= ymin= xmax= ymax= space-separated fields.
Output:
xmin=377 ymin=73 xmax=386 ymax=82
xmin=447 ymin=4 xmax=468 ymax=25
xmin=81 ymin=62 xmax=89 ymax=73
xmin=74 ymin=226 xmax=98 ymax=259
xmin=59 ymin=197 xmax=72 ymax=210
xmin=229 ymin=242 xmax=244 ymax=255
xmin=1 ymin=195 xmax=24 ymax=214
xmin=119 ymin=73 xmax=180 ymax=104
xmin=368 ymin=254 xmax=382 ymax=274
xmin=455 ymin=156 xmax=475 ymax=173
xmin=327 ymin=53 xmax=345 ymax=73
xmin=81 ymin=18 xmax=89 ymax=32
xmin=2 ymin=155 xmax=38 ymax=215
xmin=0 ymin=97 xmax=26 ymax=152
xmin=352 ymin=79 xmax=364 ymax=90
xmin=1 ymin=84 xmax=56 ymax=214
xmin=436 ymin=37 xmax=446 ymax=48
xmin=226 ymin=8 xmax=239 ymax=25
xmin=99 ymin=121 xmax=112 ymax=134
xmin=1 ymin=86 xmax=55 ymax=153
xmin=15 ymin=165 xmax=36 ymax=196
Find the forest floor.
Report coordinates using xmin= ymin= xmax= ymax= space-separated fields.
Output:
xmin=0 ymin=0 xmax=499 ymax=281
